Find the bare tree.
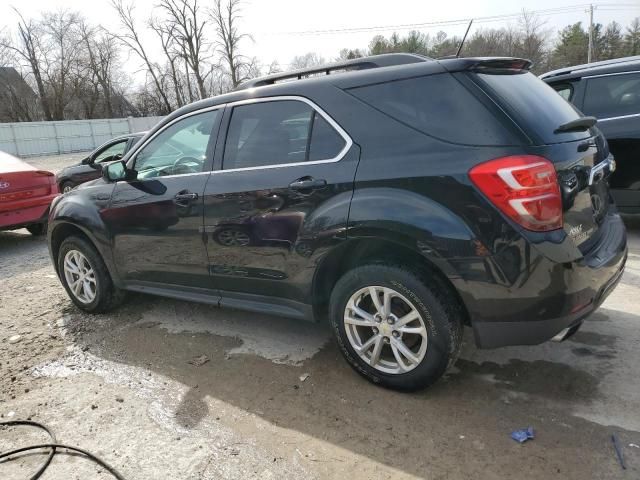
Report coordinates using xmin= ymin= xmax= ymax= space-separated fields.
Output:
xmin=149 ymin=18 xmax=185 ymax=108
xmin=0 ymin=9 xmax=53 ymax=120
xmin=79 ymin=22 xmax=121 ymax=117
xmin=158 ymin=0 xmax=210 ymax=99
xmin=289 ymin=52 xmax=326 ymax=70
xmin=210 ymin=0 xmax=251 ymax=88
xmin=517 ymin=10 xmax=549 ymax=71
xmin=111 ymin=0 xmax=172 ymax=114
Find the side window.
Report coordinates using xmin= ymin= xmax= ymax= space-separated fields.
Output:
xmin=95 ymin=140 xmax=127 ymax=162
xmin=583 ymin=72 xmax=640 ymax=119
xmin=223 ymin=100 xmax=346 ymax=170
xmin=134 ymin=109 xmax=219 ymax=178
xmin=348 ymin=73 xmax=516 ymax=146
xmin=552 ymin=83 xmax=573 ymax=102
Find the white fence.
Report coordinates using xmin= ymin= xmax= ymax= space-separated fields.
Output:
xmin=0 ymin=116 xmax=163 ymax=157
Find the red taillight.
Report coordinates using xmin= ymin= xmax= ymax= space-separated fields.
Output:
xmin=469 ymin=155 xmax=563 ymax=232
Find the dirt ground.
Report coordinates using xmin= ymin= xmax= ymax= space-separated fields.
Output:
xmin=1 ymin=154 xmax=640 ymax=479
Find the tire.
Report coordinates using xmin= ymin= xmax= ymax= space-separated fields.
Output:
xmin=57 ymin=235 xmax=126 ymax=313
xmin=329 ymin=264 xmax=463 ymax=391
xmin=26 ymin=223 xmax=47 ymax=236
xmin=61 ymin=181 xmax=75 ymax=194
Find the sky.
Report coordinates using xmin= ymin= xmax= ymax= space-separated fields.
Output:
xmin=1 ymin=0 xmax=639 ymax=75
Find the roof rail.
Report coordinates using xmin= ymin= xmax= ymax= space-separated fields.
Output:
xmin=236 ymin=53 xmax=430 ymax=90
xmin=540 ymin=55 xmax=640 ymax=79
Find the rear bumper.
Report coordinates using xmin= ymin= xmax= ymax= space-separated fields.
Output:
xmin=470 ymin=254 xmax=625 ymax=348
xmin=453 ymin=213 xmax=627 ymax=348
xmin=0 ymin=194 xmax=57 ymax=230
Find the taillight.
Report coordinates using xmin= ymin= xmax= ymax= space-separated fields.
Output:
xmin=469 ymin=155 xmax=562 ymax=232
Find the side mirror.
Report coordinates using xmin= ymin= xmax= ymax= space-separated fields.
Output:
xmin=102 ymin=160 xmax=128 ymax=182
xmin=81 ymin=157 xmax=92 ymax=165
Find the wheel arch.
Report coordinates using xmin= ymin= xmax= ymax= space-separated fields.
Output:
xmin=312 ymin=235 xmax=470 ymax=326
xmin=49 ymin=221 xmax=120 ymax=286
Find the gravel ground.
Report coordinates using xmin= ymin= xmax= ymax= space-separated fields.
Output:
xmin=24 ymin=152 xmax=89 ymax=174
xmin=1 ymin=154 xmax=639 ymax=479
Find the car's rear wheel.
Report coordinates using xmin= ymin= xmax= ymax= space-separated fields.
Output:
xmin=26 ymin=223 xmax=47 ymax=236
xmin=329 ymin=264 xmax=462 ymax=391
xmin=61 ymin=181 xmax=74 ymax=194
xmin=57 ymin=235 xmax=126 ymax=313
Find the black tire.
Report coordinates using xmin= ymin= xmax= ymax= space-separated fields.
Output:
xmin=61 ymin=181 xmax=75 ymax=194
xmin=57 ymin=235 xmax=126 ymax=313
xmin=26 ymin=223 xmax=47 ymax=236
xmin=329 ymin=264 xmax=463 ymax=391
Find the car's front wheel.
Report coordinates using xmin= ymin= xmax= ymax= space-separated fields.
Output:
xmin=57 ymin=235 xmax=126 ymax=313
xmin=329 ymin=264 xmax=462 ymax=391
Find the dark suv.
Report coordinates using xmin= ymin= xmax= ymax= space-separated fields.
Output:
xmin=541 ymin=56 xmax=640 ymax=213
xmin=47 ymin=54 xmax=627 ymax=391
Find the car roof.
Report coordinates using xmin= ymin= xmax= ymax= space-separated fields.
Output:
xmin=156 ymin=54 xmax=532 ymax=130
xmin=0 ymin=151 xmax=37 ymax=173
xmin=540 ymin=55 xmax=640 ymax=82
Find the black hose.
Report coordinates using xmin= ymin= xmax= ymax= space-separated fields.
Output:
xmin=0 ymin=421 xmax=126 ymax=480
xmin=0 ymin=421 xmax=56 ymax=480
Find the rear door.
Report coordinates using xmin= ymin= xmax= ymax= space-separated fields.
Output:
xmin=203 ymin=97 xmax=359 ymax=308
xmin=473 ymin=70 xmax=614 ymax=249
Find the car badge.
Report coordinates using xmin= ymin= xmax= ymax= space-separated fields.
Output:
xmin=0 ymin=181 xmax=10 ymax=189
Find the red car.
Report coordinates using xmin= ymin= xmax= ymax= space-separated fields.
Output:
xmin=0 ymin=151 xmax=59 ymax=235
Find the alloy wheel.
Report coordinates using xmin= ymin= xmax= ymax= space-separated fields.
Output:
xmin=63 ymin=250 xmax=97 ymax=304
xmin=344 ymin=286 xmax=428 ymax=374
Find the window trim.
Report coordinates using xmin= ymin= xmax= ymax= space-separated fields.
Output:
xmin=582 ymin=69 xmax=640 ymax=80
xmin=219 ymin=95 xmax=353 ymax=173
xmin=126 ymin=105 xmax=226 ymax=178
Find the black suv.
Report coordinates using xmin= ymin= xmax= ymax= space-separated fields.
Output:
xmin=541 ymin=56 xmax=640 ymax=213
xmin=47 ymin=54 xmax=627 ymax=391
xmin=56 ymin=132 xmax=146 ymax=193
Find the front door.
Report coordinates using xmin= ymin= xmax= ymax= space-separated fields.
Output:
xmin=103 ymin=107 xmax=223 ymax=289
xmin=203 ymin=98 xmax=359 ymax=307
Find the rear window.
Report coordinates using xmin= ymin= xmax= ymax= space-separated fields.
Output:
xmin=348 ymin=73 xmax=517 ymax=146
xmin=476 ymin=71 xmax=589 ymax=144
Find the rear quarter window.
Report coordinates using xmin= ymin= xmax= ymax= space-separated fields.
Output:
xmin=347 ymin=73 xmax=518 ymax=146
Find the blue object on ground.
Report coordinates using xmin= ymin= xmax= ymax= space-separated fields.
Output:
xmin=511 ymin=427 xmax=535 ymax=443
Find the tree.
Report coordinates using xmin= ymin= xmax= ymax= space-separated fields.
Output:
xmin=289 ymin=52 xmax=325 ymax=70
xmin=600 ymin=22 xmax=623 ymax=60
xmin=210 ymin=0 xmax=252 ymax=89
xmin=1 ymin=9 xmax=53 ymax=120
xmin=79 ymin=22 xmax=121 ymax=117
xmin=552 ymin=22 xmax=588 ymax=68
xmin=111 ymin=0 xmax=172 ymax=114
xmin=337 ymin=48 xmax=365 ymax=61
xmin=516 ymin=10 xmax=548 ymax=71
xmin=149 ymin=18 xmax=186 ymax=107
xmin=625 ymin=17 xmax=640 ymax=56
xmin=158 ymin=0 xmax=209 ymax=99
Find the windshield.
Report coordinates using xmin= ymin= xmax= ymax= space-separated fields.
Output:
xmin=474 ymin=71 xmax=591 ymax=144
